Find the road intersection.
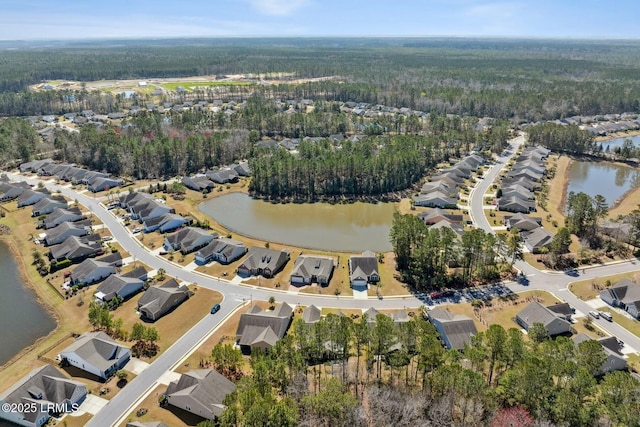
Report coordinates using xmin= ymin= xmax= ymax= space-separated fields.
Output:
xmin=9 ymin=136 xmax=640 ymax=425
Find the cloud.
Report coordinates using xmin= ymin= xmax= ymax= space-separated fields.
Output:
xmin=247 ymin=0 xmax=310 ymax=16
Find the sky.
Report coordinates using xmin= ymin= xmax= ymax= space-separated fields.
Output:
xmin=0 ymin=0 xmax=638 ymax=41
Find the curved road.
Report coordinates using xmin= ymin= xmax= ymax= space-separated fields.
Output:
xmin=9 ymin=142 xmax=640 ymax=425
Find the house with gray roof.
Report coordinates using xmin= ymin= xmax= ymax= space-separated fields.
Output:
xmin=503 ymin=213 xmax=542 ymax=232
xmin=599 ymin=220 xmax=633 ymax=243
xmin=37 ymin=207 xmax=84 ymax=229
xmin=0 ymin=181 xmax=29 ymax=202
xmin=0 ymin=364 xmax=87 ymax=427
xmin=302 ymin=305 xmax=322 ymax=325
xmin=413 ymin=191 xmax=458 ymax=209
xmin=119 ymin=191 xmax=153 ymax=209
xmin=349 ymin=250 xmax=380 ymax=289
xmin=427 ymin=307 xmax=477 ymax=350
xmin=182 ymin=175 xmax=215 ymax=192
xmin=137 ymin=279 xmax=190 ymax=321
xmin=501 ymin=184 xmax=534 ymax=201
xmin=16 ymin=188 xmax=50 ymax=207
xmin=163 ymin=227 xmax=216 ymax=255
xmin=19 ymin=158 xmax=54 ymax=173
xmin=429 ymin=219 xmax=465 ymax=238
xmin=600 ymin=279 xmax=640 ymax=319
xmin=89 ymin=177 xmax=121 ymax=193
xmin=48 ymin=235 xmax=102 ymax=262
xmin=195 ymin=237 xmax=247 ymax=265
xmin=498 ymin=196 xmax=534 ymax=213
xmin=126 ymin=422 xmax=169 ymax=427
xmin=522 ymin=227 xmax=554 ymax=253
xmin=233 ymin=161 xmax=251 ymax=177
xmin=206 ymin=168 xmax=239 ymax=184
xmin=70 ymin=259 xmax=116 ymax=286
xmin=44 ymin=221 xmax=89 ymax=246
xmin=143 ymin=212 xmax=189 ymax=233
xmin=501 ymin=177 xmax=537 ymax=192
xmin=418 ymin=208 xmax=462 ymax=225
xmin=165 ymin=369 xmax=236 ymax=421
xmin=237 ymin=247 xmax=290 ymax=278
xmin=94 ymin=274 xmax=144 ymax=303
xmin=572 ymin=333 xmax=627 ymax=375
xmin=59 ymin=331 xmax=130 ymax=380
xmin=32 ymin=196 xmax=68 ymax=217
xmin=515 ymin=301 xmax=572 ymax=337
xmin=133 ymin=199 xmax=174 ymax=223
xmin=290 ymin=255 xmax=335 ymax=286
xmin=235 ymin=303 xmax=293 ymax=353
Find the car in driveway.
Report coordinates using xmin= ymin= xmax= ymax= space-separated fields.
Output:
xmin=210 ymin=303 xmax=221 ymax=314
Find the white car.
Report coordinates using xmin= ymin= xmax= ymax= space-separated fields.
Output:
xmin=132 ymin=228 xmax=142 ymax=234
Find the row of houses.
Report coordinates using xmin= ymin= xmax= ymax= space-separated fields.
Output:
xmin=181 ymin=162 xmax=250 ymax=190
xmin=497 ymin=145 xmax=550 ymax=214
xmin=503 ymin=213 xmax=555 ymax=253
xmin=413 ymin=154 xmax=485 ymax=209
xmin=20 ymin=160 xmax=122 ymax=193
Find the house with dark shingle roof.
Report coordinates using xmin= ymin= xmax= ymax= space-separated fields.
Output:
xmin=59 ymin=331 xmax=130 ymax=380
xmin=0 ymin=364 xmax=87 ymax=427
xmin=290 ymin=255 xmax=335 ymax=286
xmin=503 ymin=213 xmax=542 ymax=232
xmin=302 ymin=305 xmax=322 ymax=325
xmin=235 ymin=303 xmax=293 ymax=353
xmin=572 ymin=333 xmax=628 ymax=375
xmin=143 ymin=212 xmax=189 ymax=233
xmin=44 ymin=221 xmax=89 ymax=246
xmin=206 ymin=168 xmax=239 ymax=184
xmin=600 ymin=279 xmax=640 ymax=319
xmin=163 ymin=227 xmax=216 ymax=255
xmin=515 ymin=301 xmax=572 ymax=336
xmin=165 ymin=369 xmax=236 ymax=420
xmin=89 ymin=177 xmax=121 ymax=193
xmin=237 ymin=247 xmax=290 ymax=278
xmin=418 ymin=208 xmax=462 ymax=225
xmin=498 ymin=196 xmax=535 ymax=213
xmin=37 ymin=207 xmax=84 ymax=229
xmin=94 ymin=274 xmax=145 ymax=304
xmin=126 ymin=422 xmax=169 ymax=427
xmin=427 ymin=307 xmax=477 ymax=350
xmin=48 ymin=235 xmax=102 ymax=262
xmin=32 ymin=196 xmax=68 ymax=217
xmin=413 ymin=191 xmax=458 ymax=209
xmin=349 ymin=251 xmax=380 ymax=289
xmin=182 ymin=175 xmax=215 ymax=192
xmin=137 ymin=279 xmax=190 ymax=321
xmin=522 ymin=227 xmax=555 ymax=253
xmin=195 ymin=238 xmax=247 ymax=265
xmin=16 ymin=188 xmax=50 ymax=207
xmin=0 ymin=181 xmax=29 ymax=202
xmin=70 ymin=259 xmax=116 ymax=286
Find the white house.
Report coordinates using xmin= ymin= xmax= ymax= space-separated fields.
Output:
xmin=59 ymin=332 xmax=130 ymax=380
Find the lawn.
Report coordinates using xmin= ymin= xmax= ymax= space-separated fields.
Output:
xmin=161 ymin=81 xmax=253 ymax=91
xmin=569 ymin=273 xmax=640 ymax=300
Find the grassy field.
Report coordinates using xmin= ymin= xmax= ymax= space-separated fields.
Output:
xmin=161 ymin=81 xmax=253 ymax=91
xmin=569 ymin=272 xmax=640 ymax=300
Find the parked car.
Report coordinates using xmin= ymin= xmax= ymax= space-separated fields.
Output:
xmin=210 ymin=303 xmax=221 ymax=314
xmin=589 ymin=311 xmax=600 ymax=319
xmin=599 ymin=311 xmax=613 ymax=322
xmin=429 ymin=291 xmax=443 ymax=299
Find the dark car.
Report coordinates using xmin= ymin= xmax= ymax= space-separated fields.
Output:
xmin=442 ymin=290 xmax=455 ymax=298
xmin=210 ymin=303 xmax=221 ymax=314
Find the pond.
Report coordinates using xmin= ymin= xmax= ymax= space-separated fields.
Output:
xmin=599 ymin=134 xmax=640 ymax=152
xmin=0 ymin=240 xmax=56 ymax=365
xmin=566 ymin=160 xmax=640 ymax=207
xmin=199 ymin=192 xmax=395 ymax=252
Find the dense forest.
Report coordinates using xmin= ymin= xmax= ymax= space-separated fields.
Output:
xmin=204 ymin=312 xmax=640 ymax=427
xmin=526 ymin=123 xmax=597 ymax=155
xmin=1 ymin=38 xmax=640 ymax=119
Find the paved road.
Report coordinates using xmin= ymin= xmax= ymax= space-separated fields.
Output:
xmin=468 ymin=136 xmax=640 ymax=350
xmin=9 ymin=146 xmax=640 ymax=425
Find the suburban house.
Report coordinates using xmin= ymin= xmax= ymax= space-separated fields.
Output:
xmin=392 ymin=310 xmax=411 ymax=325
xmin=572 ymin=334 xmax=628 ymax=375
xmin=194 ymin=237 xmax=247 ymax=265
xmin=0 ymin=181 xmax=29 ymax=202
xmin=206 ymin=168 xmax=239 ymax=184
xmin=302 ymin=305 xmax=322 ymax=325
xmin=420 ymin=180 xmax=458 ymax=196
xmin=429 ymin=219 xmax=465 ymax=237
xmin=120 ymin=192 xmax=175 ymax=222
xmin=182 ymin=175 xmax=215 ymax=192
xmin=503 ymin=213 xmax=542 ymax=232
xmin=501 ymin=185 xmax=535 ymax=201
xmin=0 ymin=365 xmax=87 ymax=427
xmin=88 ymin=177 xmax=121 ymax=193
xmin=237 ymin=247 xmax=290 ymax=278
xmin=142 ymin=212 xmax=188 ymax=233
xmin=413 ymin=191 xmax=458 ymax=209
xmin=427 ymin=307 xmax=478 ymax=350
xmin=289 ymin=255 xmax=335 ymax=286
xmin=48 ymin=235 xmax=102 ymax=262
xmin=498 ymin=196 xmax=535 ymax=213
xmin=418 ymin=208 xmax=462 ymax=225
xmin=137 ymin=279 xmax=190 ymax=321
xmin=233 ymin=161 xmax=251 ymax=177
xmin=522 ymin=227 xmax=555 ymax=253
xmin=37 ymin=207 xmax=84 ymax=229
xmin=59 ymin=331 xmax=130 ymax=380
xmin=235 ymin=303 xmax=294 ymax=353
xmin=16 ymin=188 xmax=50 ymax=207
xmin=515 ymin=301 xmax=572 ymax=337
xmin=94 ymin=274 xmax=145 ymax=304
xmin=599 ymin=220 xmax=633 ymax=243
xmin=32 ymin=196 xmax=68 ymax=217
xmin=19 ymin=158 xmax=54 ymax=173
xmin=501 ymin=177 xmax=536 ymax=192
xmin=349 ymin=251 xmax=380 ymax=289
xmin=44 ymin=221 xmax=90 ymax=246
xmin=163 ymin=227 xmax=216 ymax=255
xmin=165 ymin=369 xmax=236 ymax=421
xmin=70 ymin=259 xmax=116 ymax=286
xmin=600 ymin=279 xmax=640 ymax=319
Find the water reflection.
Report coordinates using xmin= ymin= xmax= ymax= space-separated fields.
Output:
xmin=567 ymin=160 xmax=640 ymax=207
